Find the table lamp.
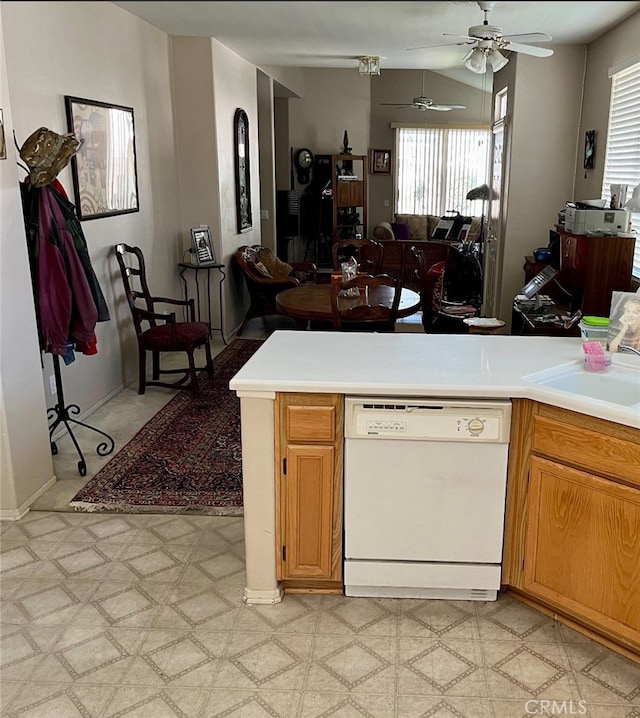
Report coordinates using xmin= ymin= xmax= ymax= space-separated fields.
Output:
xmin=624 ymin=183 xmax=640 ymax=211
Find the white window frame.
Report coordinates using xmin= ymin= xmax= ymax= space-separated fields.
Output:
xmin=601 ymin=57 xmax=640 ymax=281
xmin=393 ymin=124 xmax=491 ymax=218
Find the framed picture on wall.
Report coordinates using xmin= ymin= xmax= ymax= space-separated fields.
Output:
xmin=370 ymin=149 xmax=392 ymax=175
xmin=64 ymin=95 xmax=139 ymax=220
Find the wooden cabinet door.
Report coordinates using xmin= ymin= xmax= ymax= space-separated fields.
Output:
xmin=524 ymin=455 xmax=640 ymax=646
xmin=281 ymin=444 xmax=335 ymax=579
xmin=275 ymin=393 xmax=344 ymax=589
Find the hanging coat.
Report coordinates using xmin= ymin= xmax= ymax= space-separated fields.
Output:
xmin=21 ymin=179 xmax=109 ymax=356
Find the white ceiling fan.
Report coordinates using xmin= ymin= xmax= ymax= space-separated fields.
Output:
xmin=380 ymin=70 xmax=467 ymax=112
xmin=410 ymin=1 xmax=554 ymax=74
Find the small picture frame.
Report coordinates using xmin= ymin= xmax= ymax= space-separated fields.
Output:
xmin=370 ymin=149 xmax=392 ymax=175
xmin=190 ymin=226 xmax=215 ymax=264
xmin=607 ymin=291 xmax=640 ymax=353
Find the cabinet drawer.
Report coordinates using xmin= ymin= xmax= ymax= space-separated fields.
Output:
xmin=285 ymin=405 xmax=337 ymax=442
xmin=532 ymin=414 xmax=640 ymax=487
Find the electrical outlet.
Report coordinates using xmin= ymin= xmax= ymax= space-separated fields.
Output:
xmin=384 ymin=200 xmax=390 ymax=207
xmin=49 ymin=375 xmax=57 ymax=396
xmin=260 ymin=209 xmax=269 ymax=220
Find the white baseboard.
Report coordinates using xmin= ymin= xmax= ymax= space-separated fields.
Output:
xmin=49 ymin=382 xmax=125 ymax=443
xmin=0 ymin=474 xmax=57 ymax=521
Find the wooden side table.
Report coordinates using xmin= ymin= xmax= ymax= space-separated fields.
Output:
xmin=178 ymin=260 xmax=227 ymax=344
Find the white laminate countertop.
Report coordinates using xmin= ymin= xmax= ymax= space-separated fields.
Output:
xmin=229 ymin=331 xmax=640 ymax=429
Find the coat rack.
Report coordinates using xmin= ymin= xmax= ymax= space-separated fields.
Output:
xmin=47 ymin=354 xmax=115 ymax=476
xmin=17 ymin=127 xmax=115 ymax=477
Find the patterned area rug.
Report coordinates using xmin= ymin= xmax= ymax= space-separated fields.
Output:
xmin=69 ymin=338 xmax=264 ymax=516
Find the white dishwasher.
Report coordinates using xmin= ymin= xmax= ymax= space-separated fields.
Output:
xmin=344 ymin=396 xmax=512 ymax=601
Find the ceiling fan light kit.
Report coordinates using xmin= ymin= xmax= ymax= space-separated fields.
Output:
xmin=463 ymin=44 xmax=509 ymax=74
xmin=358 ymin=56 xmax=381 ymax=76
xmin=410 ymin=1 xmax=553 ymax=75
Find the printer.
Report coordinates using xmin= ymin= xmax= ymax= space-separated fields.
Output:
xmin=564 ymin=205 xmax=629 ymax=235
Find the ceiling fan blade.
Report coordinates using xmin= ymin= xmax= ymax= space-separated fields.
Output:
xmin=380 ymin=103 xmax=416 ymax=108
xmin=425 ymin=104 xmax=467 ymax=112
xmin=505 ymin=42 xmax=554 ymax=57
xmin=406 ymin=38 xmax=473 ymax=51
xmin=432 ymin=104 xmax=467 ymax=110
xmin=501 ymin=32 xmax=552 ymax=44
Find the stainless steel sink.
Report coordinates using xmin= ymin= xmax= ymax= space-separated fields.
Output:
xmin=524 ymin=360 xmax=640 ymax=408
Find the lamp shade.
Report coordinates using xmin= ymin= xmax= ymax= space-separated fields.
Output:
xmin=466 ymin=183 xmax=492 ymax=201
xmin=464 ymin=47 xmax=487 ymax=74
xmin=624 ymin=183 xmax=640 ymax=211
xmin=488 ymin=49 xmax=509 ymax=72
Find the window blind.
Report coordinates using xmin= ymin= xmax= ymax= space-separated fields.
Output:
xmin=601 ymin=60 xmax=640 ymax=280
xmin=395 ymin=127 xmax=490 ymax=217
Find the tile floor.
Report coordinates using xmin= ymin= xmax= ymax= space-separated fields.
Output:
xmin=2 ymin=317 xmax=639 ymax=717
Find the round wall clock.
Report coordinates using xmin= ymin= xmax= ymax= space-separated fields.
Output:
xmin=294 ymin=147 xmax=314 ymax=184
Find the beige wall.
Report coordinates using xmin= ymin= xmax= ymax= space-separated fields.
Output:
xmin=575 ymin=9 xmax=640 ymax=200
xmin=497 ymin=46 xmax=586 ymax=326
xmin=0 ymin=6 xmax=54 ymax=516
xmin=289 ymin=69 xmax=372 ymax=160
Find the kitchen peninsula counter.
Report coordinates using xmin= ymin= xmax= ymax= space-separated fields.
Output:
xmin=230 ymin=331 xmax=639 ymax=428
xmin=229 ymin=331 xmax=640 ymax=633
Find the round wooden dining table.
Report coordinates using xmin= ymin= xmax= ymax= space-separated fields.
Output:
xmin=276 ymin=282 xmax=421 ymax=329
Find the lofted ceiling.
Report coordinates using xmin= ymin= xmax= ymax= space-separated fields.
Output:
xmin=113 ymin=1 xmax=640 ymax=87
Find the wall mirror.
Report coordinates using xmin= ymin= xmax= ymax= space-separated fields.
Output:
xmin=234 ymin=108 xmax=252 ymax=233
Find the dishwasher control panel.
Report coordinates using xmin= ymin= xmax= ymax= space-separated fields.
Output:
xmin=346 ymin=397 xmax=512 ymax=443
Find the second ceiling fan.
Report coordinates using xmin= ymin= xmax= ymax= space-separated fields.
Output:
xmin=380 ymin=70 xmax=467 ymax=112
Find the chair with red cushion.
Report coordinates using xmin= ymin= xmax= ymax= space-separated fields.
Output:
xmin=115 ymin=243 xmax=214 ymax=395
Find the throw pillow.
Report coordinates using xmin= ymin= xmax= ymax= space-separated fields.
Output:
xmin=373 ymin=221 xmax=394 ymax=241
xmin=256 ymin=249 xmax=293 ymax=279
xmin=395 ymin=214 xmax=428 ymax=240
xmin=391 ymin=222 xmax=411 ymax=241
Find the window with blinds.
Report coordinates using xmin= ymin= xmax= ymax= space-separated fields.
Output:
xmin=601 ymin=59 xmax=640 ymax=280
xmin=395 ymin=127 xmax=490 ymax=217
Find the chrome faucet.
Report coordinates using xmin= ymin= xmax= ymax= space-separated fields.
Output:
xmin=619 ymin=345 xmax=640 ymax=357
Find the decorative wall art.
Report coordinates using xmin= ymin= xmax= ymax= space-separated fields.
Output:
xmin=0 ymin=109 xmax=6 ymax=160
xmin=370 ymin=149 xmax=392 ymax=175
xmin=234 ymin=108 xmax=252 ymax=233
xmin=64 ymin=96 xmax=139 ymax=220
xmin=583 ymin=129 xmax=596 ymax=170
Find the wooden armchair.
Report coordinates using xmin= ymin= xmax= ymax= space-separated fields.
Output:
xmin=234 ymin=245 xmax=316 ymax=335
xmin=115 ymin=243 xmax=214 ymax=395
xmin=331 ymin=273 xmax=401 ymax=332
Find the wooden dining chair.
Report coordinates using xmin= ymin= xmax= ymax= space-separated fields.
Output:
xmin=115 ymin=243 xmax=214 ymax=395
xmin=331 ymin=273 xmax=401 ymax=332
xmin=332 ymin=238 xmax=384 ymax=275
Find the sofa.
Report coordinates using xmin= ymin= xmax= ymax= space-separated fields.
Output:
xmin=373 ymin=213 xmax=482 ymax=243
xmin=372 ymin=214 xmax=482 ymax=291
